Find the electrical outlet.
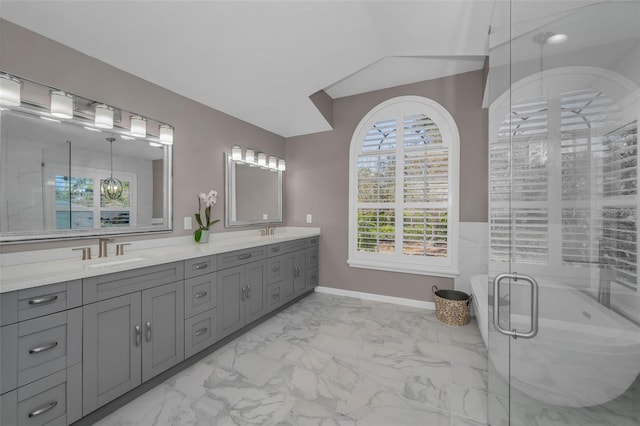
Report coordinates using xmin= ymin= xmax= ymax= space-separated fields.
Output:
xmin=306 ymin=214 xmax=312 ymax=224
xmin=184 ymin=216 xmax=192 ymax=230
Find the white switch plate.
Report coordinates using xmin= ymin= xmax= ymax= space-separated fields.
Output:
xmin=306 ymin=214 xmax=312 ymax=224
xmin=184 ymin=216 xmax=192 ymax=230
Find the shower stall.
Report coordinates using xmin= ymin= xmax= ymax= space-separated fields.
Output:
xmin=485 ymin=1 xmax=639 ymax=424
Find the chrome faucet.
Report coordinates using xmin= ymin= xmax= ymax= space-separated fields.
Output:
xmin=98 ymin=238 xmax=114 ymax=258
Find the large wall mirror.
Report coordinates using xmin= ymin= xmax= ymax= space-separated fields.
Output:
xmin=224 ymin=152 xmax=283 ymax=227
xmin=0 ymin=73 xmax=173 ymax=243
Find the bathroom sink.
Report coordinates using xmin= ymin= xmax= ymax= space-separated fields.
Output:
xmin=84 ymin=257 xmax=148 ymax=270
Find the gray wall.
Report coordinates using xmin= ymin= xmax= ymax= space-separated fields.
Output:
xmin=285 ymin=70 xmax=488 ymax=301
xmin=0 ymin=19 xmax=285 ymax=253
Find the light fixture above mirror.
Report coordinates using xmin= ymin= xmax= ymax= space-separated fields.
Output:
xmin=228 ymin=144 xmax=285 ymax=172
xmin=0 ymin=70 xmax=174 ymax=146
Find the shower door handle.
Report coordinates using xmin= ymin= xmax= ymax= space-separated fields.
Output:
xmin=492 ymin=272 xmax=539 ymax=340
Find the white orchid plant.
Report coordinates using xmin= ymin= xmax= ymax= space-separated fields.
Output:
xmin=194 ymin=190 xmax=220 ymax=242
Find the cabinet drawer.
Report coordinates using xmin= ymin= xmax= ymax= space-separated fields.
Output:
xmin=266 ymin=244 xmax=284 ymax=257
xmin=266 ymin=282 xmax=282 ymax=312
xmin=185 ymin=273 xmax=217 ymax=319
xmin=1 ymin=309 xmax=82 ymax=394
xmin=1 ymin=365 xmax=82 ymax=426
xmin=1 ymin=281 xmax=82 ymax=326
xmin=266 ymin=257 xmax=284 ymax=284
xmin=83 ymin=262 xmax=184 ymax=303
xmin=216 ymin=247 xmax=266 ymax=270
xmin=308 ymin=246 xmax=319 ymax=269
xmin=184 ymin=308 xmax=217 ymax=358
xmin=308 ymin=236 xmax=319 ymax=247
xmin=308 ymin=268 xmax=319 ymax=288
xmin=184 ymin=256 xmax=216 ymax=279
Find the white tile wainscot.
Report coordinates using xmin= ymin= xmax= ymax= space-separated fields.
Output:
xmin=454 ymin=222 xmax=488 ymax=296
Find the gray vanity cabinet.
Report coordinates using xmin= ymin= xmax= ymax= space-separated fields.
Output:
xmin=82 ymin=293 xmax=142 ymax=414
xmin=217 ymin=260 xmax=267 ymax=338
xmin=141 ymin=282 xmax=184 ymax=382
xmin=184 ymin=258 xmax=218 ymax=359
xmin=266 ymin=238 xmax=316 ymax=310
xmin=82 ymin=264 xmax=184 ymax=416
xmin=0 ymin=280 xmax=83 ymax=426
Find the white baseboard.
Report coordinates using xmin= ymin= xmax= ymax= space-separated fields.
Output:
xmin=315 ymin=286 xmax=436 ymax=310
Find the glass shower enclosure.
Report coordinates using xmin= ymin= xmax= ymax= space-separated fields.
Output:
xmin=487 ymin=1 xmax=639 ymax=425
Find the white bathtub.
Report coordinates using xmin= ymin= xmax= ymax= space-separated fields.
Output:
xmin=471 ymin=274 xmax=640 ymax=407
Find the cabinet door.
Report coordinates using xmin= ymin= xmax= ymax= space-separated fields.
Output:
xmin=293 ymin=250 xmax=307 ymax=296
xmin=281 ymin=253 xmax=295 ymax=302
xmin=141 ymin=282 xmax=184 ymax=382
xmin=244 ymin=260 xmax=266 ymax=324
xmin=217 ymin=266 xmax=245 ymax=338
xmin=83 ymin=293 xmax=141 ymax=415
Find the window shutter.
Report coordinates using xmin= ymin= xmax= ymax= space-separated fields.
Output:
xmin=349 ymin=96 xmax=459 ymax=277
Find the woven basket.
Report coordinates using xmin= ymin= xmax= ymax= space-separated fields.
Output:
xmin=432 ymin=285 xmax=472 ymax=326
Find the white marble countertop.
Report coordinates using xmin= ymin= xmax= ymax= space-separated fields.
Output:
xmin=0 ymin=227 xmax=320 ymax=293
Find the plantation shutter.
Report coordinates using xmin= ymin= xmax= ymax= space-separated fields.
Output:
xmin=490 ymin=87 xmax=637 ymax=291
xmin=350 ymin=96 xmax=459 ymax=276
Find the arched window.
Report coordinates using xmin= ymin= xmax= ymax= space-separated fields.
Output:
xmin=348 ymin=96 xmax=460 ymax=277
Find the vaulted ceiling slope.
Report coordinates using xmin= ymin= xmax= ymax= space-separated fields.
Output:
xmin=0 ymin=1 xmax=494 ymax=137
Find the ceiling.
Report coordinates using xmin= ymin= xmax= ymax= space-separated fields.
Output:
xmin=0 ymin=1 xmax=495 ymax=137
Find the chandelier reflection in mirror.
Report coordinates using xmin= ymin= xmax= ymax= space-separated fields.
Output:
xmin=102 ymin=137 xmax=123 ymax=200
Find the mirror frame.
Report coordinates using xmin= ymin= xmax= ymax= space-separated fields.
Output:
xmin=224 ymin=152 xmax=283 ymax=227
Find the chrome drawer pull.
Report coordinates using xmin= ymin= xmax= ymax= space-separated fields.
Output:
xmin=247 ymin=284 xmax=251 ymax=299
xmin=272 ymin=293 xmax=280 ymax=300
xmin=28 ymin=295 xmax=58 ymax=305
xmin=194 ymin=263 xmax=209 ymax=270
xmin=195 ymin=327 xmax=208 ymax=337
xmin=272 ymin=267 xmax=280 ymax=273
xmin=241 ymin=286 xmax=246 ymax=301
xmin=28 ymin=401 xmax=57 ymax=418
xmin=29 ymin=341 xmax=58 ymax=354
xmin=271 ymin=247 xmax=281 ymax=252
xmin=238 ymin=254 xmax=252 ymax=260
xmin=135 ymin=325 xmax=141 ymax=347
xmin=146 ymin=322 xmax=152 ymax=342
xmin=194 ymin=291 xmax=208 ymax=299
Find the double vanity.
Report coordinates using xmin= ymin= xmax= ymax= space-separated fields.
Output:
xmin=0 ymin=227 xmax=319 ymax=425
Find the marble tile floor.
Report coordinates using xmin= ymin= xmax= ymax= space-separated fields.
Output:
xmin=95 ymin=292 xmax=489 ymax=426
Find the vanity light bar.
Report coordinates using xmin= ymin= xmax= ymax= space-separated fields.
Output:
xmin=229 ymin=145 xmax=285 ymax=172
